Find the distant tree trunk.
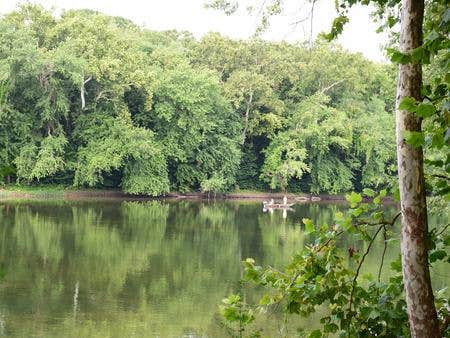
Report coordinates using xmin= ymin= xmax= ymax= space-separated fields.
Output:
xmin=396 ymin=0 xmax=440 ymax=336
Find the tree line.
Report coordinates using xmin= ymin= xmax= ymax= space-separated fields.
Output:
xmin=0 ymin=4 xmax=398 ymax=195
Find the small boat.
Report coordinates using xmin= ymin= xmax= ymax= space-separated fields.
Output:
xmin=262 ymin=201 xmax=295 ymax=209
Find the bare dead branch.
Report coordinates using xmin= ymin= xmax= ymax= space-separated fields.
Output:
xmin=319 ymin=79 xmax=345 ymax=94
xmin=80 ymin=76 xmax=92 ymax=110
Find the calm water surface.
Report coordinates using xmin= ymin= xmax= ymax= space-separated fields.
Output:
xmin=0 ymin=200 xmax=447 ymax=337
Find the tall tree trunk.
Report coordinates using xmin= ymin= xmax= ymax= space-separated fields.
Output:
xmin=396 ymin=0 xmax=440 ymax=336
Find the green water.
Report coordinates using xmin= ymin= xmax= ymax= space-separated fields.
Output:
xmin=0 ymin=200 xmax=447 ymax=337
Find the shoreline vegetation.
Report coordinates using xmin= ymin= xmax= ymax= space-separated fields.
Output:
xmin=0 ymin=5 xmax=398 ymax=197
xmin=0 ymin=185 xmax=393 ymax=202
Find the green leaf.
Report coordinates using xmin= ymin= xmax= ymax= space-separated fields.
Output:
xmin=390 ymin=258 xmax=402 ymax=272
xmin=260 ymin=293 xmax=271 ymax=305
xmin=387 ymin=15 xmax=397 ymax=28
xmin=432 ymin=133 xmax=444 ymax=148
xmin=308 ymin=329 xmax=322 ymax=338
xmin=346 ymin=192 xmax=362 ymax=207
xmin=303 ymin=218 xmax=314 ymax=234
xmin=429 ymin=250 xmax=447 ymax=263
xmin=422 ymin=84 xmax=432 ymax=96
xmin=342 ymin=216 xmax=354 ymax=231
xmin=403 ymin=131 xmax=424 ymax=148
xmin=398 ymin=97 xmax=417 ymax=112
xmin=444 ymin=73 xmax=450 ymax=84
xmin=324 ymin=323 xmax=338 ymax=333
xmin=444 ymin=235 xmax=450 ymax=246
xmin=387 ymin=48 xmax=412 ymax=64
xmin=362 ymin=188 xmax=375 ymax=197
xmin=322 ymin=15 xmax=349 ymax=41
xmin=392 ymin=187 xmax=400 ymax=202
xmin=415 ymin=103 xmax=435 ymax=118
xmin=352 ymin=207 xmax=363 ymax=217
xmin=372 ymin=211 xmax=383 ymax=220
xmin=411 ymin=47 xmax=430 ymax=64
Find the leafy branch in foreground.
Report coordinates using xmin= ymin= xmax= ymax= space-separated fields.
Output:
xmin=220 ymin=190 xmax=449 ymax=337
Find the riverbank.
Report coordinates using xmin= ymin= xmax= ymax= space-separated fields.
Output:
xmin=0 ymin=186 xmax=349 ymax=202
xmin=167 ymin=191 xmax=345 ymax=202
xmin=0 ymin=186 xmax=130 ymax=200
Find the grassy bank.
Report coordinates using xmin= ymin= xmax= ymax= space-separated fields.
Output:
xmin=0 ymin=185 xmax=128 ymax=199
xmin=0 ymin=185 xmax=349 ymax=201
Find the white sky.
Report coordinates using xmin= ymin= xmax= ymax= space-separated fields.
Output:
xmin=0 ymin=0 xmax=388 ymax=62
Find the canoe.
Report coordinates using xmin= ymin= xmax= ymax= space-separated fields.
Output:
xmin=262 ymin=203 xmax=295 ymax=209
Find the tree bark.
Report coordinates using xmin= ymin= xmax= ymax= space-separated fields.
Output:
xmin=396 ymin=0 xmax=440 ymax=336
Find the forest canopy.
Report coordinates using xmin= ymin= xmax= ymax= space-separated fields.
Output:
xmin=0 ymin=4 xmax=398 ymax=195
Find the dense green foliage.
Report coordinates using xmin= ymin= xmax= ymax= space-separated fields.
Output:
xmin=220 ymin=192 xmax=449 ymax=337
xmin=0 ymin=4 xmax=398 ymax=195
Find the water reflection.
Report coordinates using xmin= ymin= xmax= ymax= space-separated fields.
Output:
xmin=0 ymin=200 xmax=447 ymax=337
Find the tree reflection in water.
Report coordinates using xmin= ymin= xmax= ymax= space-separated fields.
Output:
xmin=0 ymin=200 xmax=446 ymax=337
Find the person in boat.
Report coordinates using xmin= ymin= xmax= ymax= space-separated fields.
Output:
xmin=263 ymin=198 xmax=274 ymax=206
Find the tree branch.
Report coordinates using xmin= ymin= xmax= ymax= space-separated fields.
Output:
xmin=316 ymin=230 xmax=344 ymax=253
xmin=309 ymin=0 xmax=317 ymax=49
xmin=436 ymin=223 xmax=449 ymax=237
xmin=289 ymin=15 xmax=310 ymax=26
xmin=318 ymin=79 xmax=345 ymax=94
xmin=349 ymin=225 xmax=384 ymax=312
xmin=378 ymin=225 xmax=388 ymax=282
xmin=429 ymin=174 xmax=450 ymax=181
xmin=80 ymin=76 xmax=92 ymax=110
xmin=355 ymin=212 xmax=401 ymax=228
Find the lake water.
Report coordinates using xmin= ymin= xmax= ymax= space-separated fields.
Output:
xmin=0 ymin=199 xmax=447 ymax=337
